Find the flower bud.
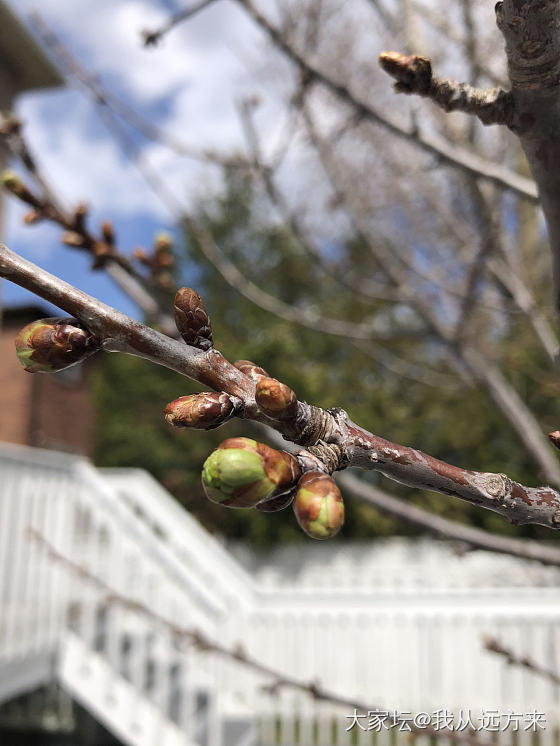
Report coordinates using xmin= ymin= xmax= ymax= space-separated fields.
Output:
xmin=1 ymin=169 xmax=24 ymax=196
xmin=255 ymin=377 xmax=297 ymax=420
xmin=1 ymin=170 xmax=40 ymax=207
xmin=62 ymin=231 xmax=87 ymax=248
xmin=378 ymin=52 xmax=432 ymax=94
xmin=155 ymin=232 xmax=173 ymax=253
xmin=101 ymin=220 xmax=115 ymax=245
xmin=293 ymin=472 xmax=344 ymax=540
xmin=174 ymin=287 xmax=213 ymax=350
xmin=15 ymin=317 xmax=98 ymax=373
xmin=201 ymin=437 xmax=300 ymax=508
xmin=234 ymin=360 xmax=269 ymax=382
xmin=23 ymin=209 xmax=43 ymax=225
xmin=165 ymin=392 xmax=236 ymax=430
xmin=549 ymin=431 xmax=560 ymax=452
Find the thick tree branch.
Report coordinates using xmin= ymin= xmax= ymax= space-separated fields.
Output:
xmin=301 ymin=100 xmax=560 ymax=487
xmin=338 ymin=472 xmax=560 ymax=567
xmin=4 ymin=242 xmax=560 ymax=529
xmin=497 ymin=0 xmax=560 ymax=308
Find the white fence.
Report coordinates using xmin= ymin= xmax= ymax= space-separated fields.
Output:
xmin=1 ymin=441 xmax=560 ymax=745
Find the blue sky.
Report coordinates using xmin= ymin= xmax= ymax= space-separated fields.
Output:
xmin=2 ymin=0 xmax=283 ymax=318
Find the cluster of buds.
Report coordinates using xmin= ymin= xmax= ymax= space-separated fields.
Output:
xmin=165 ymin=288 xmax=344 ymax=537
xmin=201 ymin=437 xmax=301 ymax=508
xmin=198 ymin=437 xmax=345 ymax=538
xmin=62 ymin=211 xmax=118 ymax=270
xmin=15 ymin=317 xmax=99 ymax=373
xmin=134 ymin=232 xmax=175 ymax=291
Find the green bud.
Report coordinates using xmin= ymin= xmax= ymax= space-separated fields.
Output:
xmin=1 ymin=169 xmax=24 ymax=196
xmin=14 ymin=317 xmax=98 ymax=373
xmin=201 ymin=437 xmax=300 ymax=508
xmin=293 ymin=472 xmax=345 ymax=540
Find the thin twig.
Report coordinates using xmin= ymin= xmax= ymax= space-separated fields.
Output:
xmin=485 ymin=637 xmax=560 ymax=686
xmin=29 ymin=528 xmax=496 ymax=746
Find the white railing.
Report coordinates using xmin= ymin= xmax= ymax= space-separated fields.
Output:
xmin=1 ymin=441 xmax=560 ymax=746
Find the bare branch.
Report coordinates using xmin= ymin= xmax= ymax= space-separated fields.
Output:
xmin=30 ymin=529 xmax=494 ymax=746
xmin=339 ymin=472 xmax=560 ymax=567
xmin=379 ymin=52 xmax=512 ymax=126
xmin=141 ymin=0 xmax=219 ymax=46
xmin=485 ymin=637 xmax=560 ymax=686
xmin=232 ymin=0 xmax=537 ymax=202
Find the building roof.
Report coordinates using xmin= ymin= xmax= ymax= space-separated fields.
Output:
xmin=0 ymin=2 xmax=63 ymax=93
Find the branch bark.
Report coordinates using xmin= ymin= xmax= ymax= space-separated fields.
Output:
xmin=4 ymin=242 xmax=560 ymax=530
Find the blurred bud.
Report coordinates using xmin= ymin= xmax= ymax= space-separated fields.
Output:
xmin=23 ymin=209 xmax=43 ymax=225
xmin=133 ymin=247 xmax=151 ymax=266
xmin=142 ymin=28 xmax=161 ymax=46
xmin=293 ymin=471 xmax=344 ymax=540
xmin=234 ymin=360 xmax=269 ymax=382
xmin=1 ymin=170 xmax=38 ymax=205
xmin=255 ymin=377 xmax=297 ymax=420
xmin=101 ymin=220 xmax=115 ymax=245
xmin=155 ymin=232 xmax=173 ymax=253
xmin=174 ymin=287 xmax=213 ymax=350
xmin=0 ymin=114 xmax=22 ymax=136
xmin=1 ymin=170 xmax=24 ymax=195
xmin=549 ymin=431 xmax=560 ymax=451
xmin=156 ymin=271 xmax=175 ymax=291
xmin=15 ymin=317 xmax=98 ymax=373
xmin=165 ymin=392 xmax=236 ymax=430
xmin=201 ymin=437 xmax=300 ymax=508
xmin=62 ymin=231 xmax=87 ymax=248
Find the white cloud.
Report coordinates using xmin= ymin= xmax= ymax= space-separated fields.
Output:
xmin=4 ymin=0 xmax=289 ymax=226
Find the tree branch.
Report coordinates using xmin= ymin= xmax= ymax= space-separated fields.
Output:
xmin=30 ymin=529 xmax=494 ymax=746
xmin=379 ymin=52 xmax=513 ymax=126
xmin=339 ymin=472 xmax=560 ymax=566
xmin=4 ymin=242 xmax=560 ymax=529
xmin=232 ymin=0 xmax=537 ymax=202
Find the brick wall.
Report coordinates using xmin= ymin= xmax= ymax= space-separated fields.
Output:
xmin=0 ymin=306 xmax=96 ymax=457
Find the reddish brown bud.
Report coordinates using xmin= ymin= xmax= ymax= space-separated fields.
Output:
xmin=201 ymin=437 xmax=300 ymax=508
xmin=293 ymin=472 xmax=345 ymax=540
xmin=255 ymin=377 xmax=298 ymax=420
xmin=174 ymin=287 xmax=213 ymax=350
xmin=379 ymin=52 xmax=432 ymax=94
xmin=233 ymin=360 xmax=269 ymax=382
xmin=165 ymin=392 xmax=236 ymax=430
xmin=15 ymin=317 xmax=99 ymax=373
xmin=549 ymin=431 xmax=560 ymax=451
